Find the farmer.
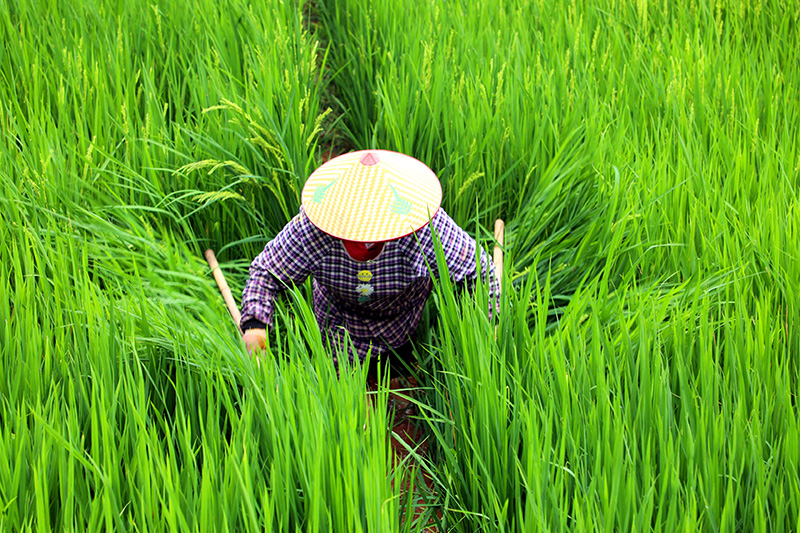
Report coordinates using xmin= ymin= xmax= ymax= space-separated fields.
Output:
xmin=240 ymin=150 xmax=498 ymax=368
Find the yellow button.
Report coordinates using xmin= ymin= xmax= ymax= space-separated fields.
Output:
xmin=357 ymin=270 xmax=373 ymax=282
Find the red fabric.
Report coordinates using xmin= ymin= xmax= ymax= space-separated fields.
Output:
xmin=342 ymin=240 xmax=385 ymax=261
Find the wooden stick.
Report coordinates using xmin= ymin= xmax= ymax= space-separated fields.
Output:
xmin=493 ymin=219 xmax=504 ymax=290
xmin=204 ymin=249 xmax=242 ymax=332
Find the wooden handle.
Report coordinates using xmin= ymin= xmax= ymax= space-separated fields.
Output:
xmin=205 ymin=249 xmax=242 ymax=331
xmin=493 ymin=219 xmax=504 ymax=290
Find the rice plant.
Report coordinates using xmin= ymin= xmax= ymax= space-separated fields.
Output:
xmin=319 ymin=0 xmax=799 ymax=530
xmin=1 ymin=0 xmax=798 ymax=530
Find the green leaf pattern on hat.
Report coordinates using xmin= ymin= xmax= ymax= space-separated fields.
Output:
xmin=313 ymin=179 xmax=337 ymax=203
xmin=388 ymin=184 xmax=412 ymax=215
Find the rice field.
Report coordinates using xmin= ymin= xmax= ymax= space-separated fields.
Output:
xmin=1 ymin=0 xmax=798 ymax=531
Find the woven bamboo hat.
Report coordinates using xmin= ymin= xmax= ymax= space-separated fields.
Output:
xmin=301 ymin=150 xmax=442 ymax=242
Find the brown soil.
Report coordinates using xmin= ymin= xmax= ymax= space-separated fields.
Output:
xmin=369 ymin=374 xmax=442 ymax=532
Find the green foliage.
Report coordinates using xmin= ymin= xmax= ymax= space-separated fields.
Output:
xmin=0 ymin=0 xmax=413 ymax=530
xmin=1 ymin=0 xmax=799 ymax=530
xmin=319 ymin=0 xmax=799 ymax=530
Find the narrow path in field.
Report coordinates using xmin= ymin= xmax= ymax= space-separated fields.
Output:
xmin=302 ymin=1 xmax=354 ymax=163
xmin=302 ymin=4 xmax=446 ymax=531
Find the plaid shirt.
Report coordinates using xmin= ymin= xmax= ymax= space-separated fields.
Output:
xmin=240 ymin=207 xmax=498 ymax=364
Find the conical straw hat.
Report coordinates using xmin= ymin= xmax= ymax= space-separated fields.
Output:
xmin=301 ymin=150 xmax=442 ymax=242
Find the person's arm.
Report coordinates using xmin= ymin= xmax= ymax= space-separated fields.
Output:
xmin=427 ymin=209 xmax=500 ymax=317
xmin=240 ymin=211 xmax=328 ymax=349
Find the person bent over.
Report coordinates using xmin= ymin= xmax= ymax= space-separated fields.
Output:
xmin=240 ymin=150 xmax=498 ymax=369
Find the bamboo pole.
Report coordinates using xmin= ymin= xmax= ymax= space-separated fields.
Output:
xmin=493 ymin=219 xmax=504 ymax=290
xmin=204 ymin=249 xmax=242 ymax=332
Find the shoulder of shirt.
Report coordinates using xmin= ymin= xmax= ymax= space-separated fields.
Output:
xmin=395 ymin=207 xmax=447 ymax=251
xmin=432 ymin=207 xmax=452 ymax=225
xmin=293 ymin=207 xmax=334 ymax=244
xmin=431 ymin=207 xmax=464 ymax=235
xmin=292 ymin=207 xmax=312 ymax=229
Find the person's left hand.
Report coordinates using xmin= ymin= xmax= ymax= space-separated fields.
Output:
xmin=243 ymin=328 xmax=268 ymax=354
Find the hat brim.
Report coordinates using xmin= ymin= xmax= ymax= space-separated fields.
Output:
xmin=301 ymin=150 xmax=442 ymax=242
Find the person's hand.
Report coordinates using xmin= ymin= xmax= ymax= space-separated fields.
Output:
xmin=242 ymin=328 xmax=268 ymax=354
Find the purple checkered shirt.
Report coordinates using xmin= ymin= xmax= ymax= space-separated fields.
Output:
xmin=240 ymin=207 xmax=498 ymax=365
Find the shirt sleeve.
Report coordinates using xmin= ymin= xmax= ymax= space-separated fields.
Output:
xmin=427 ymin=209 xmax=500 ymax=317
xmin=240 ymin=210 xmax=328 ymax=329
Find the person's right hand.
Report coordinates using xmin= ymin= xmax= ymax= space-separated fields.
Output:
xmin=242 ymin=328 xmax=268 ymax=354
